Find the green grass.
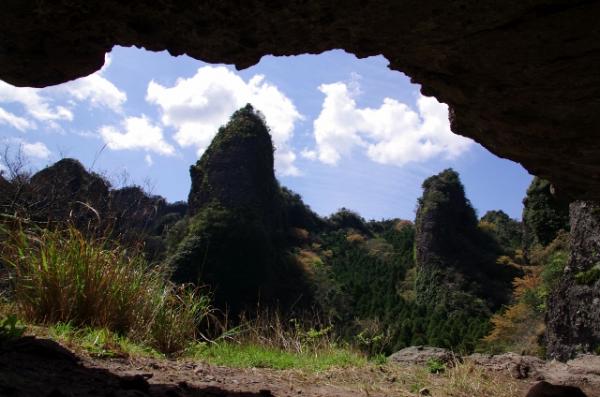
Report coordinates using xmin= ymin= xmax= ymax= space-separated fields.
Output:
xmin=186 ymin=342 xmax=367 ymax=371
xmin=1 ymin=222 xmax=213 ymax=354
xmin=48 ymin=322 xmax=163 ymax=359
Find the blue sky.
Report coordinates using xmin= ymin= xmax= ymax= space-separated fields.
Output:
xmin=0 ymin=46 xmax=532 ymax=220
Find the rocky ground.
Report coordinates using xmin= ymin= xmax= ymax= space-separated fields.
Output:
xmin=2 ymin=338 xmax=599 ymax=397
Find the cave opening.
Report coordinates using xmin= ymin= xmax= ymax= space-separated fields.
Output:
xmin=1 ymin=2 xmax=600 ymax=395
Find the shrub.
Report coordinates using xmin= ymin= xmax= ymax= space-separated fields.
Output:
xmin=575 ymin=265 xmax=600 ymax=285
xmin=0 ymin=314 xmax=26 ymax=343
xmin=1 ymin=222 xmax=212 ymax=354
xmin=426 ymin=358 xmax=446 ymax=374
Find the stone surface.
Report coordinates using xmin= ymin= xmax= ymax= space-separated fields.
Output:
xmin=546 ymin=201 xmax=600 ymax=360
xmin=468 ymin=352 xmax=546 ymax=380
xmin=467 ymin=352 xmax=600 ymax=391
xmin=543 ymin=355 xmax=600 ymax=389
xmin=1 ymin=1 xmax=600 ymax=200
xmin=388 ymin=346 xmax=456 ymax=365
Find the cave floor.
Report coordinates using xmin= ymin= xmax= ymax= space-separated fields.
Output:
xmin=1 ymin=337 xmax=591 ymax=397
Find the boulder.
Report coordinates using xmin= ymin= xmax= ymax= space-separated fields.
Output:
xmin=467 ymin=352 xmax=545 ymax=380
xmin=388 ymin=346 xmax=456 ymax=366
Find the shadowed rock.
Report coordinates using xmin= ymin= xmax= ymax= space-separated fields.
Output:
xmin=547 ymin=201 xmax=600 ymax=360
xmin=525 ymin=381 xmax=587 ymax=397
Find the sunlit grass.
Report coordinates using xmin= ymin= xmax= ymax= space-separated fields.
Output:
xmin=47 ymin=322 xmax=163 ymax=358
xmin=186 ymin=341 xmax=367 ymax=371
xmin=1 ymin=221 xmax=213 ymax=354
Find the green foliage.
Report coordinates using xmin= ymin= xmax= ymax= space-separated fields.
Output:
xmin=415 ymin=169 xmax=515 ymax=311
xmin=522 ymin=177 xmax=569 ymax=247
xmin=355 ymin=327 xmax=388 ymax=357
xmin=327 ymin=208 xmax=372 ymax=236
xmin=426 ymin=358 xmax=446 ymax=374
xmin=48 ymin=322 xmax=163 ymax=358
xmin=169 ymin=202 xmax=312 ymax=315
xmin=410 ymin=169 xmax=520 ymax=354
xmin=371 ymin=353 xmax=388 ymax=365
xmin=483 ymin=232 xmax=569 ymax=355
xmin=539 ymin=251 xmax=568 ymax=302
xmin=575 ymin=264 xmax=600 ymax=285
xmin=280 ymin=185 xmax=323 ymax=232
xmin=480 ymin=210 xmax=523 ymax=253
xmin=0 ymin=314 xmax=26 ymax=343
xmin=2 ymin=222 xmax=212 ymax=354
xmin=186 ymin=342 xmax=366 ymax=371
xmin=187 ymin=104 xmax=278 ymax=217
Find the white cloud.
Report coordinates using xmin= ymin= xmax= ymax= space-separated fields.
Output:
xmin=60 ymin=74 xmax=126 ymax=113
xmin=0 ymin=81 xmax=73 ymax=124
xmin=21 ymin=141 xmax=51 ymax=159
xmin=145 ymin=154 xmax=154 ymax=166
xmin=99 ymin=115 xmax=175 ymax=156
xmin=307 ymin=81 xmax=473 ymax=166
xmin=146 ymin=66 xmax=302 ymax=176
xmin=300 ymin=148 xmax=318 ymax=161
xmin=0 ymin=106 xmax=35 ymax=131
xmin=59 ymin=55 xmax=127 ymax=113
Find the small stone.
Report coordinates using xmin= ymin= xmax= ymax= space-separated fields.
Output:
xmin=419 ymin=387 xmax=431 ymax=396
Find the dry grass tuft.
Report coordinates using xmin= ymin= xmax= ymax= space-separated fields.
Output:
xmin=304 ymin=359 xmax=522 ymax=397
xmin=1 ymin=221 xmax=212 ymax=354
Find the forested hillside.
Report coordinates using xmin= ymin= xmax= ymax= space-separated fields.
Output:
xmin=0 ymin=105 xmax=574 ymax=358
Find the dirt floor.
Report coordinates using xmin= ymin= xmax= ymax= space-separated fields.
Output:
xmin=0 ymin=337 xmax=596 ymax=397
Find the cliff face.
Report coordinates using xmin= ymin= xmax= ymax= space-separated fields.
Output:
xmin=170 ymin=105 xmax=310 ymax=314
xmin=415 ymin=169 xmax=518 ymax=312
xmin=187 ymin=104 xmax=280 ymax=223
xmin=547 ymin=201 xmax=600 ymax=360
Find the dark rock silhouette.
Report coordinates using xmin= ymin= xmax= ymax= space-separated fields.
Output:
xmin=187 ymin=104 xmax=280 ymax=226
xmin=27 ymin=158 xmax=110 ymax=226
xmin=169 ymin=105 xmax=312 ymax=314
xmin=0 ymin=158 xmax=185 ymax=260
xmin=525 ymin=381 xmax=587 ymax=397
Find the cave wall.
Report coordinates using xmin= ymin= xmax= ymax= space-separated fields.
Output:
xmin=1 ymin=0 xmax=600 ymax=200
